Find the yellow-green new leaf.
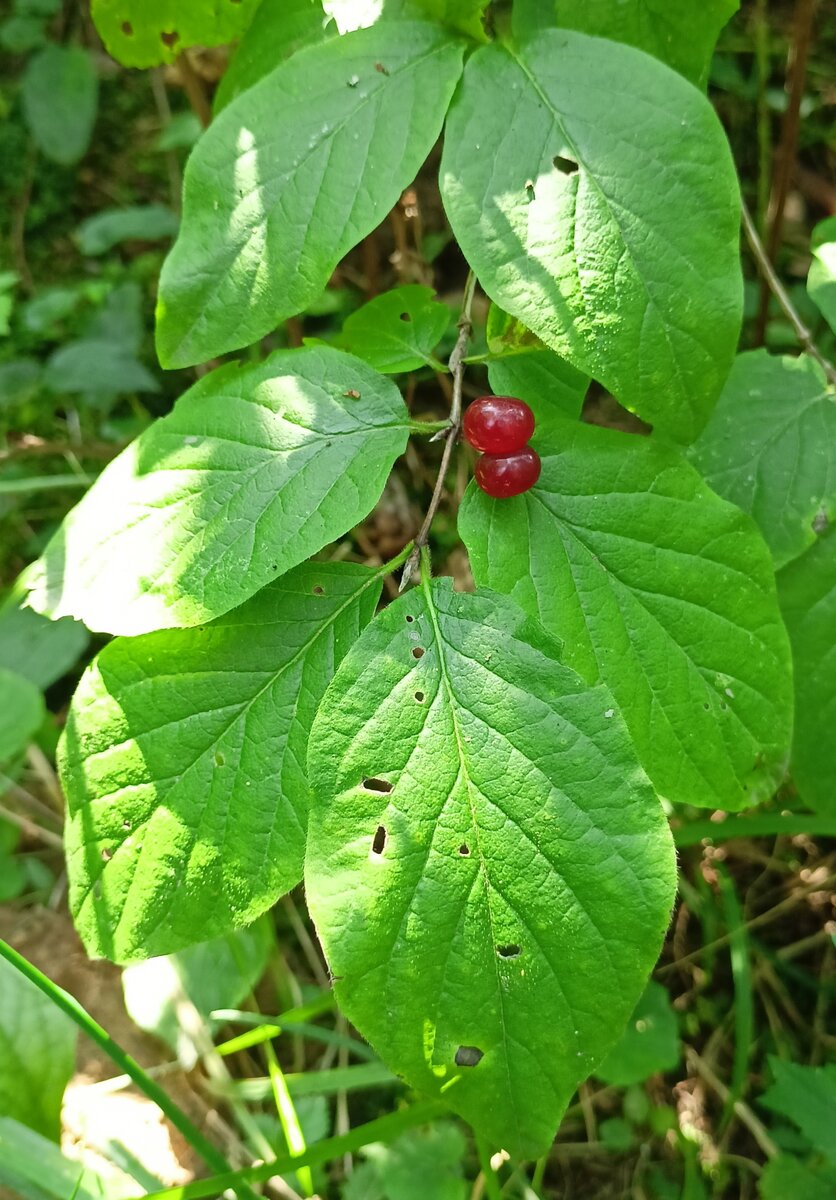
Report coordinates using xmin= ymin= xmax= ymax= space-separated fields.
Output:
xmin=91 ymin=0 xmax=260 ymax=68
xmin=306 ymin=579 xmax=676 ymax=1157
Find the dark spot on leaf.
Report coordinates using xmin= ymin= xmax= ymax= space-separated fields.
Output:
xmin=414 ymin=691 xmax=425 ymax=703
xmin=272 ymin=564 xmax=278 ymax=570
xmin=375 ymin=62 xmax=389 ymax=75
xmin=363 ymin=777 xmax=393 ymax=793
xmin=525 ymin=179 xmax=535 ymax=202
xmin=372 ymin=825 xmax=387 ymax=855
xmin=405 ymin=615 xmax=414 ymax=623
xmin=160 ymin=29 xmax=180 ymax=46
xmin=399 ymin=312 xmax=411 ymax=322
xmin=121 ymin=20 xmax=133 ymax=35
xmin=101 ymin=847 xmax=113 ymax=862
xmin=497 ymin=944 xmax=521 ymax=959
xmin=703 ymin=703 xmax=710 ymax=710
xmin=344 ymin=389 xmax=361 ymax=399
xmin=720 ymin=702 xmax=728 ymax=711
xmin=313 ymin=585 xmax=325 ymax=595
xmin=412 ymin=647 xmax=425 ymax=659
xmin=458 ymin=844 xmax=470 ymax=857
xmin=214 ymin=752 xmax=225 ymax=766
xmin=554 ymin=154 xmax=579 ymax=175
xmin=455 ymin=1045 xmax=483 ymax=1067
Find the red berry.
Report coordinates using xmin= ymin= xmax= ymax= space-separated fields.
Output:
xmin=475 ymin=447 xmax=541 ymax=499
xmin=463 ymin=395 xmax=535 ymax=454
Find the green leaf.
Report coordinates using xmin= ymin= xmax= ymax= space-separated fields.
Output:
xmin=595 ymin=982 xmax=679 ymax=1086
xmin=336 ymin=285 xmax=450 ymax=373
xmin=440 ymin=33 xmax=742 ymax=444
xmin=122 ymin=922 xmax=272 ymax=1060
xmin=808 ymin=216 xmax=836 ymax=335
xmin=27 ymin=346 xmax=409 ymax=636
xmin=21 ymin=45 xmax=98 ymax=166
xmin=760 ymin=1058 xmax=836 ymax=1162
xmin=44 ymin=340 xmax=160 ymax=396
xmin=90 ymin=0 xmax=261 ymax=68
xmin=777 ymin=529 xmax=836 ymax=817
xmin=0 ymin=668 xmax=44 ymax=766
xmin=0 ymin=602 xmax=88 ymax=690
xmin=689 ymin=351 xmax=835 ymax=569
xmin=75 ymin=205 xmax=179 ymax=256
xmin=512 ymin=0 xmax=739 ymax=88
xmin=759 ymin=1156 xmax=836 ymax=1200
xmin=485 ymin=303 xmax=544 ymax=357
xmin=345 ymin=1123 xmax=467 ymax=1200
xmin=487 ymin=352 xmax=588 ymax=423
xmin=305 ymin=578 xmax=676 ymax=1157
xmin=0 ymin=956 xmax=76 ymax=1140
xmin=214 ymin=0 xmax=331 ymax=114
xmin=0 ymin=360 xmax=42 ymax=407
xmin=0 ymin=1117 xmax=129 ymax=1200
xmin=458 ymin=419 xmax=793 ymax=812
xmin=156 ymin=22 xmax=464 ymax=368
xmin=60 ymin=561 xmax=385 ymax=961
xmin=0 ymin=15 xmax=47 ymax=54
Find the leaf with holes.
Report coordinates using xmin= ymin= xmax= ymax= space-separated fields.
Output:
xmin=90 ymin=0 xmax=261 ymax=68
xmin=336 ymin=285 xmax=450 ymax=373
xmin=689 ymin=351 xmax=835 ymax=569
xmin=59 ymin=562 xmax=384 ymax=962
xmin=26 ymin=346 xmax=409 ymax=636
xmin=458 ymin=418 xmax=793 ymax=812
xmin=214 ymin=0 xmax=332 ymax=113
xmin=21 ymin=44 xmax=98 ymax=166
xmin=777 ymin=529 xmax=836 ymax=817
xmin=0 ymin=956 xmax=76 ymax=1140
xmin=156 ymin=22 xmax=464 ymax=368
xmin=305 ymin=578 xmax=676 ymax=1157
xmin=808 ymin=216 xmax=836 ymax=336
xmin=440 ymin=32 xmax=742 ymax=444
xmin=512 ymin=0 xmax=739 ymax=87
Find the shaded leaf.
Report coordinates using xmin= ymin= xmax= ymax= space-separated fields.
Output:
xmin=75 ymin=205 xmax=179 ymax=256
xmin=156 ymin=22 xmax=464 ymax=367
xmin=487 ymin=352 xmax=588 ymax=423
xmin=0 ymin=602 xmax=88 ymax=690
xmin=27 ymin=346 xmax=409 ymax=636
xmin=760 ymin=1057 xmax=836 ymax=1163
xmin=0 ymin=957 xmax=76 ymax=1140
xmin=777 ymin=529 xmax=836 ymax=817
xmin=689 ymin=351 xmax=835 ymax=569
xmin=337 ymin=285 xmax=450 ymax=373
xmin=759 ymin=1155 xmax=836 ymax=1200
xmin=306 ymin=578 xmax=676 ymax=1157
xmin=44 ymin=339 xmax=160 ymax=396
xmin=458 ymin=418 xmax=793 ymax=811
xmin=440 ymin=33 xmax=742 ymax=443
xmin=60 ymin=562 xmax=384 ymax=961
xmin=21 ymin=45 xmax=97 ymax=165
xmin=0 ymin=668 xmax=44 ymax=765
xmin=595 ymin=982 xmax=679 ymax=1086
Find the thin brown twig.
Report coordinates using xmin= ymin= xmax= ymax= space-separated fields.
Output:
xmin=0 ymin=801 xmax=64 ymax=850
xmin=741 ymin=199 xmax=836 ymax=385
xmin=10 ymin=143 xmax=36 ymax=294
xmin=400 ymin=272 xmax=477 ymax=590
xmin=176 ymin=51 xmax=212 ymax=128
xmin=755 ymin=0 xmax=817 ymax=341
xmin=685 ymin=1049 xmax=779 ymax=1160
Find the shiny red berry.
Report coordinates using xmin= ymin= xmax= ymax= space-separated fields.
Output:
xmin=475 ymin=447 xmax=541 ymax=499
xmin=463 ymin=395 xmax=535 ymax=454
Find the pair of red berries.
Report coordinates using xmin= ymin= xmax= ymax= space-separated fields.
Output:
xmin=463 ymin=396 xmax=541 ymax=498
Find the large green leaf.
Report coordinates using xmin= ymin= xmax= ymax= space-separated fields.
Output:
xmin=808 ymin=216 xmax=836 ymax=335
xmin=156 ymin=23 xmax=464 ymax=367
xmin=777 ymin=529 xmax=836 ymax=817
xmin=21 ymin=45 xmax=98 ymax=166
xmin=305 ymin=578 xmax=676 ymax=1156
xmin=0 ymin=668 xmax=44 ymax=766
xmin=60 ymin=561 xmax=384 ymax=962
xmin=440 ymin=32 xmax=742 ymax=444
xmin=336 ymin=285 xmax=450 ymax=373
xmin=512 ymin=0 xmax=739 ymax=87
xmin=214 ymin=0 xmax=331 ymax=113
xmin=90 ymin=0 xmax=260 ymax=68
xmin=458 ymin=419 xmax=793 ymax=812
xmin=122 ymin=921 xmax=272 ymax=1060
xmin=27 ymin=347 xmax=409 ymax=636
xmin=0 ymin=602 xmax=88 ymax=690
xmin=0 ymin=956 xmax=76 ymax=1140
xmin=689 ymin=351 xmax=835 ymax=569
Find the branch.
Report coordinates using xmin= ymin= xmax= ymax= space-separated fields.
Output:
xmin=400 ymin=272 xmax=477 ymax=590
xmin=741 ymin=199 xmax=836 ymax=386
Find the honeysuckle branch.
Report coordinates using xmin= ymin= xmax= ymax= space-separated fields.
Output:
xmin=741 ymin=198 xmax=836 ymax=387
xmin=400 ymin=271 xmax=477 ymax=590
